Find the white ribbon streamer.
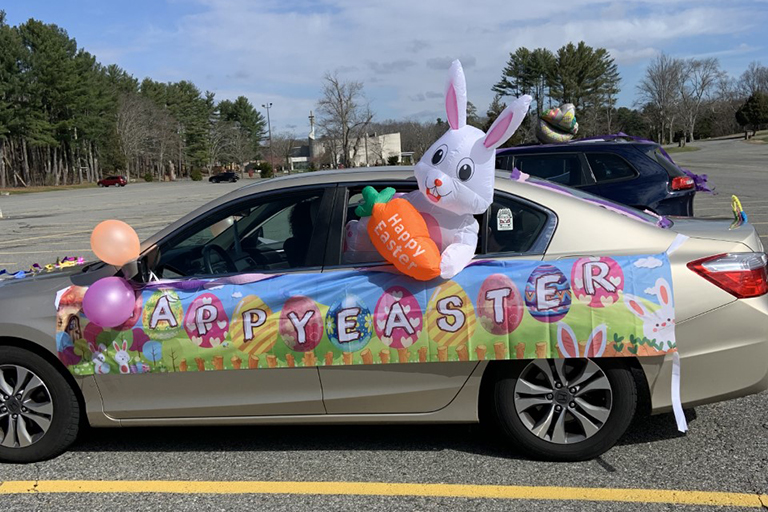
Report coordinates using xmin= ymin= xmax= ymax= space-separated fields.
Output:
xmin=666 ymin=233 xmax=689 ymax=255
xmin=671 ymin=351 xmax=688 ymax=432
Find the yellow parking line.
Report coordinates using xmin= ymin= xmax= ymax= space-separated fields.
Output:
xmin=0 ymin=481 xmax=764 ymax=507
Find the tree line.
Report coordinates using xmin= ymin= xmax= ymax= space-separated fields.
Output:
xmin=0 ymin=12 xmax=265 ymax=189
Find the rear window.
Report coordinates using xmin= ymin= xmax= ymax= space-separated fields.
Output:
xmin=644 ymin=146 xmax=686 ymax=178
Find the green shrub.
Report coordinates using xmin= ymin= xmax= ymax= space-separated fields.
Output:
xmin=190 ymin=169 xmax=203 ymax=181
xmin=256 ymin=161 xmax=273 ymax=179
xmin=143 ymin=173 xmax=154 ymax=182
xmin=387 ymin=155 xmax=400 ymax=165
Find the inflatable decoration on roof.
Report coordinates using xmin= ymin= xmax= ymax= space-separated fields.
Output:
xmin=536 ymin=103 xmax=579 ymax=144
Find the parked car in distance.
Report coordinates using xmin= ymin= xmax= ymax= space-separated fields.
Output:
xmin=209 ymin=172 xmax=240 ymax=183
xmin=0 ymin=168 xmax=766 ymax=464
xmin=97 ymin=176 xmax=127 ymax=187
xmin=496 ymin=137 xmax=696 ymax=216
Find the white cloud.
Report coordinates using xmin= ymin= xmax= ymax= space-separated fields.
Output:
xmin=80 ymin=0 xmax=764 ymax=130
xmin=635 ymin=256 xmax=663 ymax=269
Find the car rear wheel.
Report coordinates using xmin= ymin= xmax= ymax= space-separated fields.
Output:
xmin=493 ymin=358 xmax=636 ymax=461
xmin=0 ymin=346 xmax=80 ymax=463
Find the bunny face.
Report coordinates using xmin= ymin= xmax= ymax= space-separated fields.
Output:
xmin=624 ymin=278 xmax=676 ymax=349
xmin=414 ymin=126 xmax=495 ymax=215
xmin=414 ymin=60 xmax=532 ymax=216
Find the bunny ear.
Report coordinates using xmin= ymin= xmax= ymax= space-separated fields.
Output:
xmin=624 ymin=294 xmax=649 ymax=319
xmin=483 ymin=95 xmax=532 ymax=149
xmin=113 ymin=341 xmax=120 ymax=352
xmin=557 ymin=322 xmax=578 ymax=358
xmin=654 ymin=278 xmax=672 ymax=308
xmin=586 ymin=324 xmax=607 ymax=357
xmin=122 ymin=340 xmax=128 ymax=352
xmin=445 ymin=60 xmax=467 ymax=130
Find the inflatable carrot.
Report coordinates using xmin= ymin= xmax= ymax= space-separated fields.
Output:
xmin=367 ymin=197 xmax=441 ymax=281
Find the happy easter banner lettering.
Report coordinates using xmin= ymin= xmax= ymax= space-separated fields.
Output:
xmin=55 ymin=255 xmax=676 ymax=376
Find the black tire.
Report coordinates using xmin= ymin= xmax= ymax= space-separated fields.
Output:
xmin=492 ymin=359 xmax=636 ymax=462
xmin=0 ymin=346 xmax=80 ymax=463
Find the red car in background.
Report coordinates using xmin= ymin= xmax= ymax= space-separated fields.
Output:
xmin=98 ymin=176 xmax=127 ymax=187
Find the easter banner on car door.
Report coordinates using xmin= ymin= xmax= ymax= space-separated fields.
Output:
xmin=55 ymin=255 xmax=676 ymax=376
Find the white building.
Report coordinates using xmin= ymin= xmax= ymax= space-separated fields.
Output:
xmin=288 ymin=112 xmax=403 ymax=170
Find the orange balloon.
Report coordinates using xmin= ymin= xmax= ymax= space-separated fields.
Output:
xmin=90 ymin=220 xmax=141 ymax=266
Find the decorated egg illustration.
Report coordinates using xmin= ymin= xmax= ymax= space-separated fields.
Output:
xmin=279 ymin=296 xmax=323 ymax=352
xmin=230 ymin=295 xmax=278 ymax=355
xmin=427 ymin=281 xmax=475 ymax=345
xmin=183 ymin=293 xmax=229 ymax=348
xmin=477 ymin=273 xmax=524 ymax=334
xmin=326 ymin=294 xmax=372 ymax=352
xmin=374 ymin=286 xmax=422 ymax=349
xmin=115 ymin=293 xmax=143 ymax=332
xmin=525 ymin=265 xmax=572 ymax=323
xmin=571 ymin=257 xmax=624 ymax=308
xmin=141 ymin=289 xmax=183 ymax=340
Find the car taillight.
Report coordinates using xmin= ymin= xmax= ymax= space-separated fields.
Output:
xmin=688 ymin=253 xmax=768 ymax=298
xmin=671 ymin=176 xmax=695 ymax=191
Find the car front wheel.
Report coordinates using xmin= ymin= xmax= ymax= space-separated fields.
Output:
xmin=493 ymin=358 xmax=636 ymax=461
xmin=0 ymin=346 xmax=80 ymax=463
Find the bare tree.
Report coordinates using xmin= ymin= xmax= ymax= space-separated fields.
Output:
xmin=145 ymin=105 xmax=181 ymax=180
xmin=116 ymin=93 xmax=152 ymax=181
xmin=270 ymin=132 xmax=298 ymax=171
xmin=678 ymin=58 xmax=721 ymax=142
xmin=228 ymin=124 xmax=255 ymax=176
xmin=206 ymin=120 xmax=235 ymax=173
xmin=317 ymin=72 xmax=374 ymax=168
xmin=637 ymin=53 xmax=685 ymax=143
xmin=739 ymin=61 xmax=768 ymax=97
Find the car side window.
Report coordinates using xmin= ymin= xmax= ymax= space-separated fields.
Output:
xmin=155 ymin=189 xmax=328 ymax=278
xmin=483 ymin=193 xmax=550 ymax=255
xmin=514 ymin=154 xmax=584 ymax=186
xmin=586 ymin=153 xmax=637 ymax=182
xmin=495 ymin=154 xmax=510 ymax=170
xmin=341 ymin=184 xmax=418 ymax=265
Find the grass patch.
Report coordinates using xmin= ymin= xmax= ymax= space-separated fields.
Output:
xmin=743 ymin=133 xmax=768 ymax=144
xmin=0 ymin=183 xmax=98 ymax=195
xmin=666 ymin=146 xmax=701 ymax=154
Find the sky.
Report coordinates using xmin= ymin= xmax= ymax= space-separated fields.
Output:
xmin=4 ymin=0 xmax=768 ymax=135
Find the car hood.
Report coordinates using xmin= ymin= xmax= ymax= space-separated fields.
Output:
xmin=670 ymin=217 xmax=763 ymax=252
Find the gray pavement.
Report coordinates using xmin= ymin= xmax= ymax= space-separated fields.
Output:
xmin=0 ymin=140 xmax=767 ymax=509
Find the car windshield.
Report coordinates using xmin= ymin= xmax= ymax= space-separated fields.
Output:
xmin=503 ymin=170 xmax=672 ymax=228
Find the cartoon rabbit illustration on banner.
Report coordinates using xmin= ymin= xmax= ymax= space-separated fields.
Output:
xmin=346 ymin=60 xmax=532 ymax=280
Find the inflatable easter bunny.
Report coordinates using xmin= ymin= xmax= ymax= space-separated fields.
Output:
xmin=345 ymin=60 xmax=531 ymax=280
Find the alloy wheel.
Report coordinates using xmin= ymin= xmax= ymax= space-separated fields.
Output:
xmin=0 ymin=365 xmax=54 ymax=448
xmin=513 ymin=359 xmax=612 ymax=444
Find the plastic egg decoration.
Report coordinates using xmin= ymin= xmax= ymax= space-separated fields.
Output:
xmin=524 ymin=265 xmax=572 ymax=323
xmin=183 ymin=293 xmax=229 ymax=348
xmin=141 ymin=289 xmax=184 ymax=340
xmin=427 ymin=281 xmax=475 ymax=346
xmin=279 ymin=296 xmax=323 ymax=352
xmin=477 ymin=273 xmax=524 ymax=334
xmin=230 ymin=295 xmax=277 ymax=355
xmin=571 ymin=257 xmax=624 ymax=308
xmin=326 ymin=294 xmax=372 ymax=352
xmin=374 ymin=286 xmax=422 ymax=349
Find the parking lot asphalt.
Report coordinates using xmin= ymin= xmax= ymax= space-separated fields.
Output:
xmin=0 ymin=138 xmax=767 ymax=510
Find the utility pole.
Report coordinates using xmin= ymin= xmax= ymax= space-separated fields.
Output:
xmin=261 ymin=102 xmax=273 ymax=169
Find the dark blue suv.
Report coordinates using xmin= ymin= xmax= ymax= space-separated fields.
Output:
xmin=495 ymin=138 xmax=696 ymax=216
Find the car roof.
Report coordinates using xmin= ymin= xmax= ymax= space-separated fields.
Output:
xmin=497 ymin=138 xmax=658 ymax=154
xmin=141 ymin=165 xmax=674 ymax=253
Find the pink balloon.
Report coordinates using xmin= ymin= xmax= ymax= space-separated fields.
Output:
xmin=82 ymin=277 xmax=136 ymax=328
